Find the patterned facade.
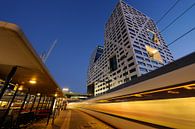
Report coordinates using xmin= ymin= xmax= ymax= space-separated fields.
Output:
xmin=87 ymin=1 xmax=174 ymax=96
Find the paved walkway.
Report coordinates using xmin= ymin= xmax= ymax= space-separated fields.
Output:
xmin=26 ymin=110 xmax=70 ymax=129
xmin=26 ymin=109 xmax=113 ymax=129
xmin=68 ymin=109 xmax=112 ymax=129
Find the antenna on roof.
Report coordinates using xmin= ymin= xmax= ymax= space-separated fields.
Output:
xmin=40 ymin=39 xmax=58 ymax=63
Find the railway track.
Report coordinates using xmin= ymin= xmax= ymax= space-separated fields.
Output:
xmin=77 ymin=108 xmax=171 ymax=129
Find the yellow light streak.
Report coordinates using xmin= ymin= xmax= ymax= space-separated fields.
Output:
xmin=102 ymin=83 xmax=195 ymax=101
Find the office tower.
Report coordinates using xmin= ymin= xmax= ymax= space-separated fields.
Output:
xmin=87 ymin=1 xmax=174 ymax=96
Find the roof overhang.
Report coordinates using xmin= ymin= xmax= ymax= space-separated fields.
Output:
xmin=0 ymin=21 xmax=63 ymax=97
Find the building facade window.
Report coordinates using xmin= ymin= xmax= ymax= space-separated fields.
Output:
xmin=87 ymin=1 xmax=173 ymax=96
xmin=109 ymin=55 xmax=118 ymax=72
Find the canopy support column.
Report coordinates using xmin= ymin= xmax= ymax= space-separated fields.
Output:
xmin=0 ymin=66 xmax=17 ymax=100
xmin=16 ymin=88 xmax=30 ymax=127
xmin=18 ymin=88 xmax=30 ymax=115
xmin=47 ymin=97 xmax=55 ymax=125
xmin=35 ymin=94 xmax=42 ymax=115
xmin=0 ymin=85 xmax=19 ymax=128
xmin=30 ymin=94 xmax=37 ymax=112
xmin=26 ymin=94 xmax=32 ymax=110
xmin=44 ymin=97 xmax=49 ymax=110
xmin=40 ymin=96 xmax=46 ymax=110
xmin=46 ymin=97 xmax=51 ymax=109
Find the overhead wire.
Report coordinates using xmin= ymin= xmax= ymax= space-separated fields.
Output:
xmin=160 ymin=2 xmax=195 ymax=33
xmin=156 ymin=0 xmax=180 ymax=25
xmin=168 ymin=27 xmax=195 ymax=46
xmin=156 ymin=1 xmax=195 ymax=47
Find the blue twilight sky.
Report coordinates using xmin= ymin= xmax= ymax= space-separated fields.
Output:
xmin=0 ymin=0 xmax=194 ymax=93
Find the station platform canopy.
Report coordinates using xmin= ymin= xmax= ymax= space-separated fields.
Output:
xmin=0 ymin=21 xmax=63 ymax=97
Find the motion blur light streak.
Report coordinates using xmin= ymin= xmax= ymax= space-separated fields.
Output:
xmin=69 ymin=97 xmax=195 ymax=128
xmin=98 ymin=83 xmax=195 ymax=102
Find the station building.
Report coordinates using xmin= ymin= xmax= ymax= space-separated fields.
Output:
xmin=87 ymin=1 xmax=174 ymax=96
xmin=0 ymin=21 xmax=64 ymax=128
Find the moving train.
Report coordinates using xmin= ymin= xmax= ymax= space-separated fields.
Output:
xmin=69 ymin=52 xmax=195 ymax=129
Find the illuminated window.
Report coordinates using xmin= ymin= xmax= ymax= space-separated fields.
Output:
xmin=148 ymin=30 xmax=160 ymax=44
xmin=145 ymin=45 xmax=163 ymax=63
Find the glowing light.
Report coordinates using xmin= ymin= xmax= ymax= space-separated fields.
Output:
xmin=151 ymin=49 xmax=158 ymax=54
xmin=183 ymin=86 xmax=193 ymax=90
xmin=55 ymin=93 xmax=58 ymax=97
xmin=133 ymin=94 xmax=142 ymax=97
xmin=167 ymin=91 xmax=179 ymax=94
xmin=29 ymin=79 xmax=37 ymax=84
xmin=37 ymin=93 xmax=41 ymax=96
xmin=8 ymin=93 xmax=12 ymax=95
xmin=62 ymin=88 xmax=69 ymax=92
xmin=18 ymin=86 xmax=23 ymax=91
xmin=13 ymin=85 xmax=18 ymax=91
xmin=145 ymin=45 xmax=163 ymax=63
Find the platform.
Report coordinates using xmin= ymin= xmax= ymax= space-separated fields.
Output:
xmin=27 ymin=109 xmax=114 ymax=129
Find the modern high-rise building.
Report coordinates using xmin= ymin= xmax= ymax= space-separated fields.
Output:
xmin=87 ymin=0 xmax=174 ymax=96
